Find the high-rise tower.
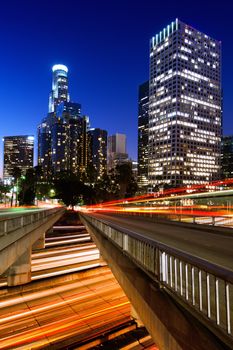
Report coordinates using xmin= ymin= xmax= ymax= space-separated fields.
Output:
xmin=88 ymin=128 xmax=107 ymax=180
xmin=107 ymin=133 xmax=128 ymax=172
xmin=148 ymin=19 xmax=222 ymax=189
xmin=3 ymin=136 xmax=34 ymax=181
xmin=48 ymin=64 xmax=70 ymax=113
xmin=38 ymin=64 xmax=87 ymax=178
xmin=221 ymin=136 xmax=233 ymax=179
xmin=138 ymin=81 xmax=149 ymax=191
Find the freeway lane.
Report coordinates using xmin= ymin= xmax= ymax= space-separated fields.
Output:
xmin=0 ymin=267 xmax=131 ymax=349
xmin=0 ymin=207 xmax=45 ymax=217
xmin=0 ymin=225 xmax=98 ymax=287
xmin=86 ymin=213 xmax=233 ymax=271
xmin=0 ymin=214 xmax=156 ymax=349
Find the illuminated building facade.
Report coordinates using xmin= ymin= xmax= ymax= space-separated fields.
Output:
xmin=221 ymin=136 xmax=233 ymax=179
xmin=149 ymin=19 xmax=222 ymax=188
xmin=88 ymin=128 xmax=107 ymax=180
xmin=50 ymin=111 xmax=87 ymax=175
xmin=38 ymin=119 xmax=51 ymax=179
xmin=130 ymin=159 xmax=138 ymax=179
xmin=49 ymin=64 xmax=70 ymax=113
xmin=138 ymin=81 xmax=149 ymax=191
xmin=107 ymin=133 xmax=128 ymax=172
xmin=3 ymin=135 xmax=34 ymax=181
xmin=38 ymin=65 xmax=88 ymax=178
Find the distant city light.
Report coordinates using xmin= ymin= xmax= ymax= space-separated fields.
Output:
xmin=27 ymin=136 xmax=34 ymax=140
xmin=52 ymin=64 xmax=68 ymax=73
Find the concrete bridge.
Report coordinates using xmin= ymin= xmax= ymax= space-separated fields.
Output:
xmin=0 ymin=207 xmax=65 ymax=286
xmin=80 ymin=211 xmax=233 ymax=350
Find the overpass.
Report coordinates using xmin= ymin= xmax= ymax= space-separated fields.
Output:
xmin=0 ymin=207 xmax=65 ymax=286
xmin=80 ymin=211 xmax=233 ymax=350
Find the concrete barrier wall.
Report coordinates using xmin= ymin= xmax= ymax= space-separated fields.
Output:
xmin=0 ymin=207 xmax=65 ymax=285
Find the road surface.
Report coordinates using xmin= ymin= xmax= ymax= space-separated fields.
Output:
xmin=86 ymin=212 xmax=233 ymax=271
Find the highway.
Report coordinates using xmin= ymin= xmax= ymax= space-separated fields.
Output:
xmin=0 ymin=216 xmax=156 ymax=349
xmin=0 ymin=266 xmax=131 ymax=349
xmin=0 ymin=224 xmax=99 ymax=287
xmin=0 ymin=206 xmax=46 ymax=217
xmin=86 ymin=212 xmax=233 ymax=271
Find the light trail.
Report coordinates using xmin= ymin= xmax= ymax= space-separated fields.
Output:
xmin=0 ymin=270 xmax=112 ymax=309
xmin=32 ymin=254 xmax=100 ymax=271
xmin=0 ymin=264 xmax=103 ymax=288
xmin=45 ymin=236 xmax=91 ymax=246
xmin=0 ymin=220 xmax=147 ymax=350
xmin=0 ymin=263 xmax=131 ymax=350
xmin=0 ymin=302 xmax=130 ymax=349
xmin=32 ymin=262 xmax=101 ymax=280
xmin=32 ymin=249 xmax=99 ymax=265
xmin=32 ymin=243 xmax=96 ymax=258
xmin=81 ymin=178 xmax=233 ymax=213
xmin=53 ymin=225 xmax=86 ymax=229
xmin=45 ymin=233 xmax=89 ymax=241
xmin=0 ymin=285 xmax=121 ymax=324
xmin=0 ymin=244 xmax=100 ymax=287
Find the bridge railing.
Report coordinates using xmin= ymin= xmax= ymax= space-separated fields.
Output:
xmin=0 ymin=207 xmax=65 ymax=236
xmin=105 ymin=210 xmax=233 ymax=227
xmin=81 ymin=213 xmax=233 ymax=343
xmin=110 ymin=210 xmax=233 ymax=227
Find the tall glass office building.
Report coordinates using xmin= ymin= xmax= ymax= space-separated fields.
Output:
xmin=148 ymin=19 xmax=222 ymax=189
xmin=107 ymin=133 xmax=128 ymax=172
xmin=138 ymin=81 xmax=149 ymax=191
xmin=49 ymin=64 xmax=70 ymax=113
xmin=3 ymin=135 xmax=34 ymax=181
xmin=38 ymin=65 xmax=87 ymax=178
xmin=88 ymin=128 xmax=107 ymax=181
xmin=221 ymin=136 xmax=233 ymax=179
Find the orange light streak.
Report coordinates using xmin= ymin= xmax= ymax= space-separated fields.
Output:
xmin=0 ymin=302 xmax=130 ymax=349
xmin=82 ymin=178 xmax=233 ymax=210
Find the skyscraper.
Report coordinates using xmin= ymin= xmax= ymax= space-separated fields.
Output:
xmin=88 ymin=128 xmax=107 ymax=180
xmin=3 ymin=136 xmax=34 ymax=181
xmin=38 ymin=119 xmax=51 ymax=179
xmin=107 ymin=133 xmax=128 ymax=171
xmin=221 ymin=136 xmax=233 ymax=179
xmin=138 ymin=81 xmax=149 ymax=191
xmin=49 ymin=64 xmax=70 ymax=113
xmin=148 ymin=19 xmax=222 ymax=189
xmin=38 ymin=65 xmax=87 ymax=178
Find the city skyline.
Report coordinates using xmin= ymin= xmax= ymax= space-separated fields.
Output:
xmin=0 ymin=0 xmax=233 ymax=176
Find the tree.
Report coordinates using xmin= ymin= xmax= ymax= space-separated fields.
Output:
xmin=36 ymin=182 xmax=53 ymax=200
xmin=93 ymin=171 xmax=120 ymax=203
xmin=152 ymin=185 xmax=160 ymax=193
xmin=11 ymin=167 xmax=22 ymax=206
xmin=54 ymin=172 xmax=86 ymax=209
xmin=115 ymin=163 xmax=138 ymax=198
xmin=18 ymin=168 xmax=36 ymax=205
xmin=0 ymin=183 xmax=11 ymax=206
xmin=85 ymin=163 xmax=98 ymax=184
xmin=82 ymin=183 xmax=96 ymax=205
xmin=163 ymin=183 xmax=174 ymax=191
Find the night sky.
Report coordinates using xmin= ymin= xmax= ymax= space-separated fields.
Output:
xmin=0 ymin=0 xmax=232 ymax=175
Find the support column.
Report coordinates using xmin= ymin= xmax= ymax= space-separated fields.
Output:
xmin=131 ymin=305 xmax=143 ymax=327
xmin=99 ymin=253 xmax=107 ymax=266
xmin=46 ymin=227 xmax=53 ymax=234
xmin=32 ymin=233 xmax=45 ymax=250
xmin=7 ymin=248 xmax=32 ymax=286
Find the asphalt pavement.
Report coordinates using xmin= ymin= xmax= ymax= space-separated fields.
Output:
xmin=87 ymin=213 xmax=233 ymax=271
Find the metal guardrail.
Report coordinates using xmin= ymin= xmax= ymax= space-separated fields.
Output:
xmin=0 ymin=207 xmax=65 ymax=236
xmin=81 ymin=213 xmax=233 ymax=343
xmin=114 ymin=210 xmax=233 ymax=227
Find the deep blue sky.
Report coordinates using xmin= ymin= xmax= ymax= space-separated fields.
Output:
xmin=0 ymin=0 xmax=232 ymax=175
